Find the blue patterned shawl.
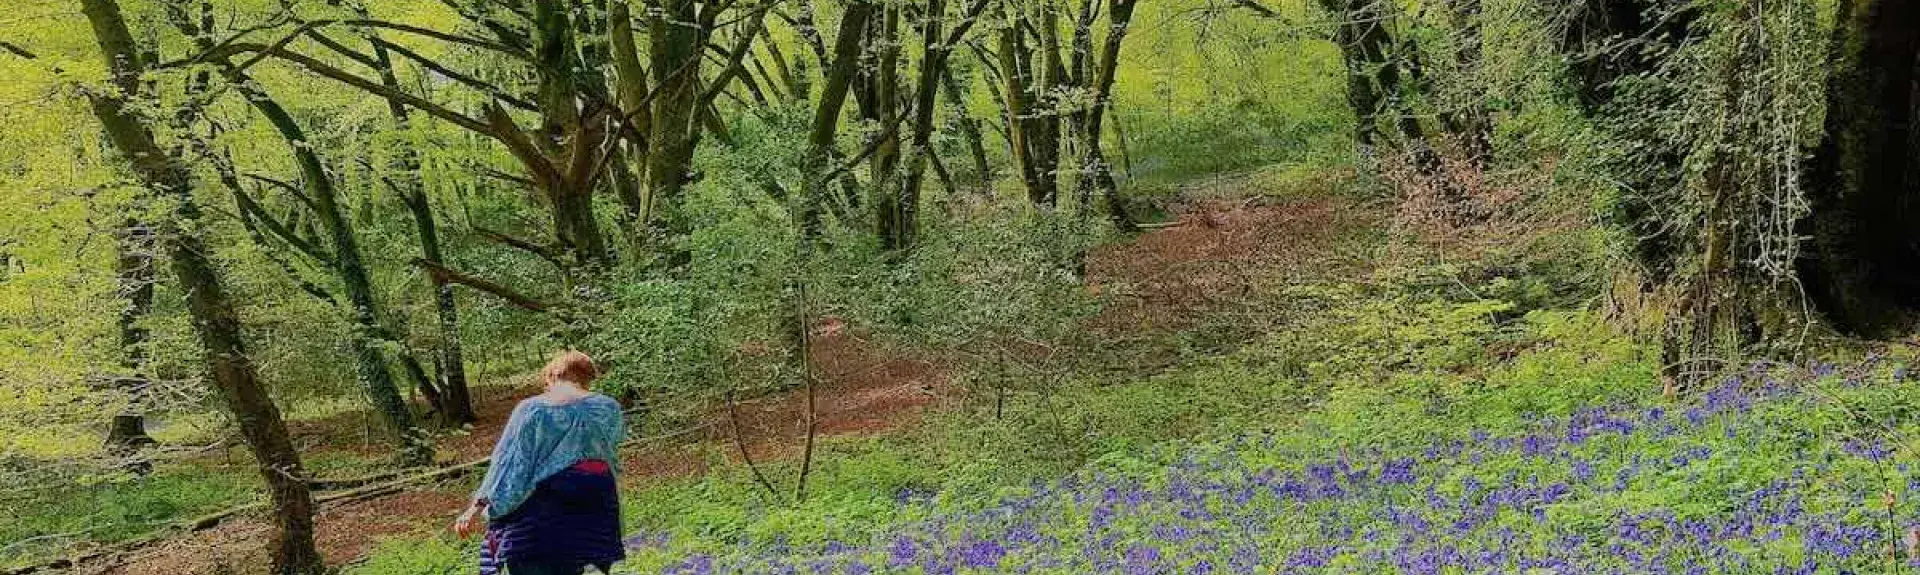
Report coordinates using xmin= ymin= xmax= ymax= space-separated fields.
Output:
xmin=473 ymin=394 xmax=626 ymax=519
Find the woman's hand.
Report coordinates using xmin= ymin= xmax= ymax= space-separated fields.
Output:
xmin=452 ymin=501 xmax=486 ymax=539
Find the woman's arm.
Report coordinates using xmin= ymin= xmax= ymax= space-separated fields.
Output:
xmin=470 ymin=401 xmax=541 ymax=520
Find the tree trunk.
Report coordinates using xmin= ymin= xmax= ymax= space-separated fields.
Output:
xmin=893 ymin=0 xmax=992 ymax=247
xmin=399 ymin=187 xmax=475 ymax=425
xmin=1555 ymin=0 xmax=1697 ymax=112
xmin=997 ymin=2 xmax=1056 ymax=205
xmin=801 ymin=1 xmax=878 ymax=240
xmin=648 ymin=0 xmax=704 ymax=232
xmin=1444 ymin=0 xmax=1492 ymax=165
xmin=357 ymin=2 xmax=477 ymax=425
xmin=198 ymin=50 xmax=429 ymax=464
xmin=1322 ymin=0 xmax=1423 ymax=154
xmin=78 ymin=1 xmax=324 ymax=571
xmin=1073 ymin=0 xmax=1138 ymax=232
xmin=1800 ymin=0 xmax=1920 ymax=335
xmin=534 ymin=0 xmax=611 ymax=265
xmin=941 ymin=67 xmax=995 ymax=188
xmin=610 ymin=0 xmax=654 ymax=224
xmin=105 ymin=218 xmax=157 ymax=448
xmin=760 ymin=27 xmax=803 ymax=98
xmin=1549 ymin=0 xmax=1697 ymax=278
xmin=1318 ymin=0 xmax=1447 ymax=188
xmin=873 ymin=4 xmax=908 ymax=248
xmin=1034 ymin=2 xmax=1067 ymax=200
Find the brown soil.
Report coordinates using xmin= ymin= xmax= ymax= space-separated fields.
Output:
xmin=92 ymin=190 xmax=1355 ymax=575
xmin=285 ymin=381 xmax=538 ymax=463
xmin=90 ymin=315 xmax=957 ymax=575
xmin=709 ymin=316 xmax=953 ymax=460
xmin=1085 ymin=198 xmax=1365 ymax=333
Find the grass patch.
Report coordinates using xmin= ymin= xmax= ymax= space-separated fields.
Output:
xmin=0 ymin=462 xmax=257 ymax=568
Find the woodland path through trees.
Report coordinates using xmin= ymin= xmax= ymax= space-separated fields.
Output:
xmin=86 ymin=176 xmax=1367 ymax=575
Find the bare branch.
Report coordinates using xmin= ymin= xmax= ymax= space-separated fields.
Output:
xmin=330 ymin=19 xmax=529 ymax=58
xmin=366 ymin=36 xmax=538 ymax=111
xmin=1229 ymin=0 xmax=1285 ymax=20
xmin=0 ymin=40 xmax=39 ymax=59
xmin=472 ymin=226 xmax=565 ymax=267
xmin=699 ymin=3 xmax=777 ymax=106
xmin=296 ymin=27 xmax=382 ymax=69
xmin=411 ymin=259 xmax=554 ymax=313
xmin=241 ymin=172 xmax=317 ymax=213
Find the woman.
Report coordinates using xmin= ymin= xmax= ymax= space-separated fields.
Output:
xmin=454 ymin=350 xmax=626 ymax=575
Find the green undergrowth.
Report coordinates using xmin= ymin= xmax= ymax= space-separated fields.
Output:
xmin=608 ymin=302 xmax=1656 ymax=556
xmin=0 ymin=462 xmax=257 ymax=568
xmin=0 ymin=382 xmax=512 ymax=569
xmin=598 ymin=299 xmax=1915 ymax=573
xmin=344 ymin=240 xmax=1680 ymax=574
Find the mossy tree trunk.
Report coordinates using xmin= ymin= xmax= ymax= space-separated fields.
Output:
xmin=362 ymin=10 xmax=478 ymax=426
xmin=78 ymin=0 xmax=324 ymax=571
xmin=1072 ymin=0 xmax=1139 ymax=232
xmin=105 ymin=219 xmax=157 ymax=449
xmin=647 ymin=0 xmax=704 ymax=235
xmin=189 ymin=32 xmax=429 ymax=464
xmin=801 ymin=0 xmax=877 ymax=240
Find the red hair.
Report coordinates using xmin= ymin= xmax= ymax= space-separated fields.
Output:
xmin=542 ymin=350 xmax=599 ymax=388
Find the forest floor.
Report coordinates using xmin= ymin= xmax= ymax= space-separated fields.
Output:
xmin=83 ymin=174 xmax=1362 ymax=575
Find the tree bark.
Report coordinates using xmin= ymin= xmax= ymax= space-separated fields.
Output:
xmin=78 ymin=1 xmax=324 ymax=571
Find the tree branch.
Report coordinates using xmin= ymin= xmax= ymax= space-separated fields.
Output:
xmin=297 ymin=27 xmax=382 ymax=69
xmin=699 ymin=3 xmax=777 ymax=106
xmin=476 ymin=165 xmax=537 ymax=187
xmin=212 ymin=163 xmax=333 ymax=265
xmin=326 ymin=19 xmax=529 ymax=58
xmin=481 ymin=102 xmax=562 ymax=189
xmin=366 ymin=36 xmax=539 ymax=111
xmin=472 ymin=226 xmax=564 ymax=267
xmin=231 ymin=182 xmax=334 ymax=266
xmin=241 ymin=172 xmax=317 ymax=213
xmin=166 ymin=42 xmax=496 ymax=136
xmin=234 ymin=205 xmax=338 ymax=302
xmin=410 ymin=259 xmax=554 ymax=313
xmin=0 ymin=40 xmax=40 ymax=60
xmin=1229 ymin=0 xmax=1285 ymax=20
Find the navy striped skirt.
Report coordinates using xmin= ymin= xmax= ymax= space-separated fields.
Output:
xmin=480 ymin=460 xmax=624 ymax=575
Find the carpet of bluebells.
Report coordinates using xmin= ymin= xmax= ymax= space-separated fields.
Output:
xmin=623 ymin=359 xmax=1920 ymax=574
